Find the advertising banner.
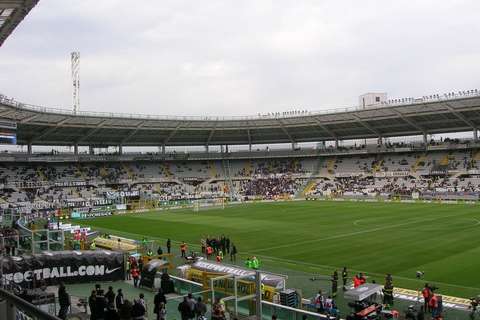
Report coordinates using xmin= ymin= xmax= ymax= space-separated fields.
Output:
xmin=1 ymin=250 xmax=125 ymax=286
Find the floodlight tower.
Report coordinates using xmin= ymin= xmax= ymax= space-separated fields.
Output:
xmin=71 ymin=51 xmax=80 ymax=114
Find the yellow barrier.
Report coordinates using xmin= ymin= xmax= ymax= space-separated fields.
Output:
xmin=93 ymin=237 xmax=137 ymax=251
xmin=186 ymin=268 xmax=277 ymax=302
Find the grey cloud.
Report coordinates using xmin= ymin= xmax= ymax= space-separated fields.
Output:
xmin=0 ymin=0 xmax=479 ymax=116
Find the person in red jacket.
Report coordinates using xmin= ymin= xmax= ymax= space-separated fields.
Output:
xmin=359 ymin=273 xmax=366 ymax=285
xmin=353 ymin=274 xmax=362 ymax=288
xmin=206 ymin=246 xmax=213 ymax=259
xmin=422 ymin=283 xmax=433 ymax=312
xmin=429 ymin=294 xmax=439 ymax=318
xmin=131 ymin=266 xmax=140 ymax=288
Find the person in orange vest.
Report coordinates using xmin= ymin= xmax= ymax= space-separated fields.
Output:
xmin=180 ymin=242 xmax=188 ymax=258
xmin=422 ymin=283 xmax=433 ymax=312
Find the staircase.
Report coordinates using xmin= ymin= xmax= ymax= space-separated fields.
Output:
xmin=411 ymin=153 xmax=427 ymax=173
xmin=36 ymin=167 xmax=47 ymax=182
xmin=439 ymin=154 xmax=450 ymax=166
xmin=122 ymin=163 xmax=135 ymax=180
xmin=75 ymin=164 xmax=87 ymax=180
xmin=221 ymin=159 xmax=239 ymax=200
xmin=208 ymin=161 xmax=219 ymax=178
xmin=325 ymin=157 xmax=336 ymax=176
xmin=473 ymin=150 xmax=480 ymax=161
xmin=295 ymin=156 xmax=325 ymax=198
xmin=372 ymin=157 xmax=384 ymax=173
xmin=244 ymin=160 xmax=253 ymax=176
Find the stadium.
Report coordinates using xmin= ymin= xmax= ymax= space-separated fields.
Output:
xmin=0 ymin=1 xmax=480 ymax=320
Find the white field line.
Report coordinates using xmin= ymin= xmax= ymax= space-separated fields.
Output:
xmin=253 ymin=212 xmax=479 ymax=253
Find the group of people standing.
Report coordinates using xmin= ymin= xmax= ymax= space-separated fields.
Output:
xmin=86 ymin=284 xmax=145 ymax=320
xmin=314 ymin=290 xmax=338 ymax=317
xmin=177 ymin=293 xmax=207 ymax=320
xmin=422 ymin=283 xmax=443 ymax=319
xmin=200 ymin=235 xmax=237 ymax=262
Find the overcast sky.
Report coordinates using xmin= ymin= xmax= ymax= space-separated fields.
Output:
xmin=0 ymin=0 xmax=479 ymax=117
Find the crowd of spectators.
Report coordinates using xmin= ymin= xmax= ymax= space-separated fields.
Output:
xmin=2 ymin=149 xmax=480 ymax=209
xmin=240 ymin=177 xmax=306 ymax=199
xmin=56 ymin=282 xmax=211 ymax=320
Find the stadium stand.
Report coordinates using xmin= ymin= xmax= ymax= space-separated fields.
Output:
xmin=3 ymin=141 xmax=480 ymax=212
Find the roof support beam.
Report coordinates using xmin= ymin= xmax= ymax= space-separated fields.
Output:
xmin=276 ymin=119 xmax=295 ymax=145
xmin=312 ymin=117 xmax=337 ymax=139
xmin=78 ymin=120 xmax=109 ymax=143
xmin=33 ymin=126 xmax=60 ymax=142
xmin=351 ymin=114 xmax=381 ymax=136
xmin=247 ymin=129 xmax=252 ymax=147
xmin=19 ymin=114 xmax=41 ymax=123
xmin=31 ymin=117 xmax=70 ymax=142
xmin=444 ymin=103 xmax=476 ymax=129
xmin=0 ymin=109 xmax=15 ymax=117
xmin=164 ymin=123 xmax=183 ymax=144
xmin=0 ymin=2 xmax=24 ymax=9
xmin=121 ymin=121 xmax=145 ymax=144
xmin=206 ymin=122 xmax=219 ymax=146
xmin=391 ymin=109 xmax=425 ymax=133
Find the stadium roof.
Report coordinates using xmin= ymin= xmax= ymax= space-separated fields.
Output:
xmin=0 ymin=0 xmax=38 ymax=47
xmin=1 ymin=92 xmax=480 ymax=147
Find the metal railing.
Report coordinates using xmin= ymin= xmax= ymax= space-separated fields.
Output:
xmin=1 ymin=89 xmax=479 ymax=121
xmin=0 ymin=288 xmax=60 ymax=320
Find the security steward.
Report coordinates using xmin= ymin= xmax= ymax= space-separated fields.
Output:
xmin=342 ymin=267 xmax=348 ymax=290
xmin=331 ymin=270 xmax=339 ymax=298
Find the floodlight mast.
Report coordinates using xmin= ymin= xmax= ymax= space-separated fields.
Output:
xmin=71 ymin=51 xmax=80 ymax=114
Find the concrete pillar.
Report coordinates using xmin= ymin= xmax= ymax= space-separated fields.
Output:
xmin=74 ymin=143 xmax=79 ymax=155
xmin=249 ymin=143 xmax=252 ymax=152
xmin=225 ymin=145 xmax=229 ymax=153
xmin=255 ymin=271 xmax=262 ymax=320
xmin=205 ymin=145 xmax=209 ymax=153
xmin=89 ymin=146 xmax=94 ymax=155
xmin=423 ymin=133 xmax=428 ymax=145
xmin=118 ymin=145 xmax=123 ymax=155
xmin=474 ymin=128 xmax=478 ymax=142
xmin=27 ymin=143 xmax=32 ymax=155
xmin=221 ymin=145 xmax=224 ymax=153
xmin=162 ymin=144 xmax=166 ymax=155
xmin=335 ymin=139 xmax=339 ymax=149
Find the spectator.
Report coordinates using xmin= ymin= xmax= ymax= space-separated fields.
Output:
xmin=57 ymin=283 xmax=70 ymax=320
xmin=131 ymin=266 xmax=140 ymax=288
xmin=88 ymin=290 xmax=97 ymax=320
xmin=158 ymin=302 xmax=167 ymax=320
xmin=194 ymin=296 xmax=207 ymax=319
xmin=105 ymin=286 xmax=116 ymax=306
xmin=118 ymin=300 xmax=133 ymax=320
xmin=154 ymin=288 xmax=167 ymax=320
xmin=131 ymin=298 xmax=146 ymax=320
xmin=115 ymin=289 xmax=124 ymax=311
xmin=95 ymin=290 xmax=107 ymax=320
xmin=211 ymin=298 xmax=226 ymax=320
xmin=178 ymin=296 xmax=193 ymax=320
xmin=105 ymin=303 xmax=120 ymax=320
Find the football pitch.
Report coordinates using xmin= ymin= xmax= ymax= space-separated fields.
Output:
xmin=79 ymin=200 xmax=480 ymax=298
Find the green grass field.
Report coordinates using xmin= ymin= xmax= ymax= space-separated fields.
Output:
xmin=78 ymin=200 xmax=480 ymax=298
